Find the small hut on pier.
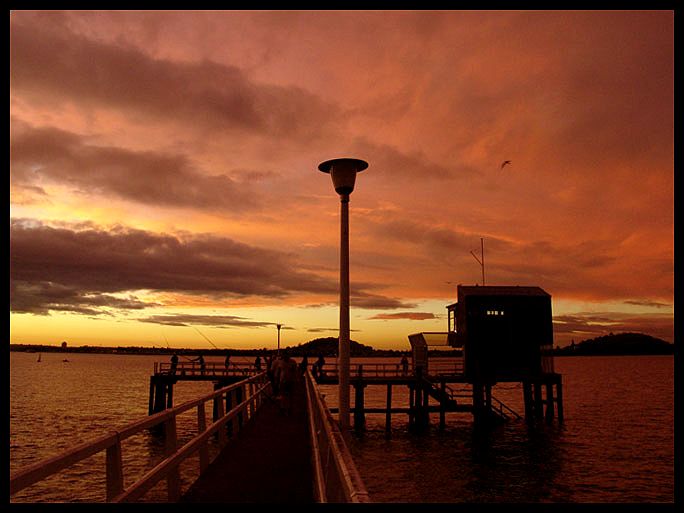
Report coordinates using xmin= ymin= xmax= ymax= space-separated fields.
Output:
xmin=446 ymin=285 xmax=554 ymax=382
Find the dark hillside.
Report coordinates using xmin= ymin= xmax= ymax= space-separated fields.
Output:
xmin=554 ymin=332 xmax=673 ymax=356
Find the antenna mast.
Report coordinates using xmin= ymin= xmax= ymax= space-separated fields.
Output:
xmin=470 ymin=237 xmax=485 ymax=286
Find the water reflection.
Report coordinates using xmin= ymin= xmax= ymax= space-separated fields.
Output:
xmin=350 ymin=417 xmax=572 ymax=503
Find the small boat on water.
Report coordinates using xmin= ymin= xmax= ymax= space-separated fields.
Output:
xmin=62 ymin=359 xmax=69 ymax=363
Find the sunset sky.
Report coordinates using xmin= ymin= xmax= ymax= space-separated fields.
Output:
xmin=10 ymin=10 xmax=674 ymax=351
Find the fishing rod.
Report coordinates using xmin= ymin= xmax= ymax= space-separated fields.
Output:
xmin=162 ymin=330 xmax=171 ymax=350
xmin=189 ymin=325 xmax=267 ymax=368
xmin=191 ymin=325 xmax=220 ymax=350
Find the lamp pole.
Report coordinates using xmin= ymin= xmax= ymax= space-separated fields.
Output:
xmin=276 ymin=323 xmax=282 ymax=355
xmin=318 ymin=157 xmax=368 ymax=431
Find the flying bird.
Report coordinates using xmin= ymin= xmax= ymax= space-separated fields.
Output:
xmin=501 ymin=160 xmax=511 ymax=169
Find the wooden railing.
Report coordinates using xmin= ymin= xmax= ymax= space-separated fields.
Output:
xmin=155 ymin=361 xmax=260 ymax=377
xmin=317 ymin=358 xmax=464 ymax=379
xmin=304 ymin=369 xmax=370 ymax=503
xmin=491 ymin=395 xmax=522 ymax=420
xmin=10 ymin=372 xmax=270 ymax=502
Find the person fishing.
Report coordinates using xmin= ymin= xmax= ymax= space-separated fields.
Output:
xmin=170 ymin=354 xmax=179 ymax=375
xmin=192 ymin=354 xmax=206 ymax=375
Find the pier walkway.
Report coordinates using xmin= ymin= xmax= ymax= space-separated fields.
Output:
xmin=180 ymin=377 xmax=313 ymax=503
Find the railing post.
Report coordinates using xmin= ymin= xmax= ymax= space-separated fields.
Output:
xmin=166 ymin=383 xmax=173 ymax=409
xmin=148 ymin=377 xmax=155 ymax=415
xmin=385 ymin=384 xmax=392 ymax=436
xmin=522 ymin=380 xmax=533 ymax=421
xmin=105 ymin=437 xmax=124 ymax=502
xmin=226 ymin=390 xmax=234 ymax=438
xmin=439 ymin=380 xmax=446 ymax=430
xmin=164 ymin=417 xmax=181 ymax=502
xmin=237 ymin=386 xmax=244 ymax=429
xmin=216 ymin=392 xmax=227 ymax=446
xmin=248 ymin=382 xmax=254 ymax=419
xmin=556 ymin=377 xmax=564 ymax=423
xmin=545 ymin=382 xmax=554 ymax=422
xmin=197 ymin=402 xmax=209 ymax=474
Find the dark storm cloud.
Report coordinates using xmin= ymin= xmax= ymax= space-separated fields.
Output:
xmin=10 ymin=219 xmax=413 ymax=316
xmin=10 ymin=122 xmax=261 ymax=211
xmin=138 ymin=314 xmax=275 ymax=329
xmin=368 ymin=312 xmax=437 ymax=321
xmin=10 ymin=281 xmax=156 ymax=315
xmin=9 ymin=219 xmax=339 ymax=314
xmin=10 ymin=18 xmax=338 ymax=140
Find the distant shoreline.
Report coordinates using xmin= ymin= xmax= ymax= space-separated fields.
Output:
xmin=10 ymin=345 xmax=674 ymax=358
xmin=7 ymin=343 xmax=409 ymax=357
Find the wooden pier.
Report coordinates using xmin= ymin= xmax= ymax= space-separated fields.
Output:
xmin=11 ymin=355 xmax=562 ymax=503
xmin=148 ymin=361 xmax=258 ymax=415
xmin=315 ymin=360 xmax=563 ymax=432
xmin=10 ymin=366 xmax=370 ymax=503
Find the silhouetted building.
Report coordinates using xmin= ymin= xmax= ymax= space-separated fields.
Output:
xmin=446 ymin=285 xmax=554 ymax=382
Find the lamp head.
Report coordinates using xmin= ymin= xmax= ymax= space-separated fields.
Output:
xmin=318 ymin=158 xmax=368 ymax=195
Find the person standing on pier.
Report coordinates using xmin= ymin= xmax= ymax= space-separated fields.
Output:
xmin=315 ymin=354 xmax=326 ymax=377
xmin=254 ymin=355 xmax=262 ymax=372
xmin=266 ymin=353 xmax=275 ymax=391
xmin=192 ymin=354 xmax=205 ymax=375
xmin=277 ymin=355 xmax=298 ymax=415
xmin=299 ymin=355 xmax=309 ymax=375
xmin=401 ymin=355 xmax=409 ymax=376
xmin=170 ymin=354 xmax=179 ymax=375
xmin=270 ymin=354 xmax=282 ymax=395
xmin=224 ymin=353 xmax=231 ymax=374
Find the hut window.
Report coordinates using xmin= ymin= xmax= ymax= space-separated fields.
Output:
xmin=486 ymin=310 xmax=505 ymax=316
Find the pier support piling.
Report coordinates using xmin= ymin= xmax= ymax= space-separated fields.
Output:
xmin=556 ymin=378 xmax=564 ymax=423
xmin=385 ymin=384 xmax=393 ymax=436
xmin=545 ymin=382 xmax=554 ymax=422
xmin=523 ymin=380 xmax=533 ymax=421
xmin=353 ymin=383 xmax=366 ymax=432
xmin=533 ymin=382 xmax=543 ymax=419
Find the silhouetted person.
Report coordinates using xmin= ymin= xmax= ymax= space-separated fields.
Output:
xmin=224 ymin=354 xmax=231 ymax=373
xmin=277 ymin=355 xmax=298 ymax=415
xmin=193 ymin=354 xmax=205 ymax=375
xmin=254 ymin=355 xmax=262 ymax=372
xmin=401 ymin=355 xmax=409 ymax=376
xmin=266 ymin=353 xmax=275 ymax=390
xmin=270 ymin=354 xmax=283 ymax=396
xmin=170 ymin=354 xmax=179 ymax=375
xmin=315 ymin=355 xmax=326 ymax=377
xmin=299 ymin=355 xmax=309 ymax=375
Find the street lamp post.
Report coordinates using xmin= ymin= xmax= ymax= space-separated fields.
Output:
xmin=276 ymin=323 xmax=282 ymax=355
xmin=318 ymin=157 xmax=368 ymax=431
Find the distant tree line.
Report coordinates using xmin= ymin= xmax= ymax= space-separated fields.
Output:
xmin=552 ymin=332 xmax=674 ymax=356
xmin=9 ymin=337 xmax=410 ymax=357
xmin=10 ymin=332 xmax=673 ymax=357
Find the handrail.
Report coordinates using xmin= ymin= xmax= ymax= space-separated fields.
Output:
xmin=318 ymin=359 xmax=464 ymax=378
xmin=10 ymin=372 xmax=270 ymax=502
xmin=304 ymin=369 xmax=370 ymax=503
xmin=491 ymin=395 xmax=522 ymax=420
xmin=156 ymin=361 xmax=259 ymax=377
